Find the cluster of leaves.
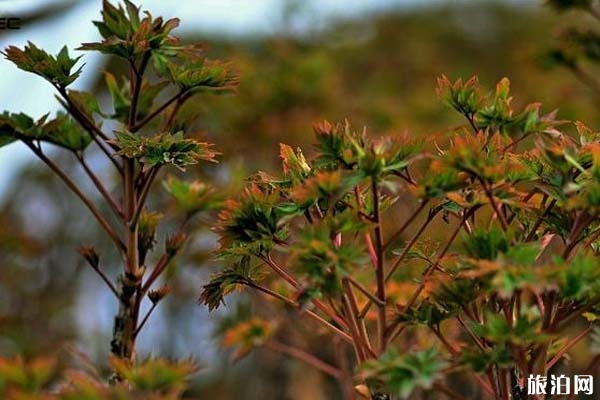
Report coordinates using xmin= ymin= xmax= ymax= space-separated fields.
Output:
xmin=0 ymin=112 xmax=90 ymax=152
xmin=360 ymin=349 xmax=446 ymax=399
xmin=203 ymin=73 xmax=600 ymax=399
xmin=114 ymin=131 xmax=217 ymax=171
xmin=0 ymin=354 xmax=197 ymax=400
xmin=2 ymin=43 xmax=82 ymax=88
xmin=1 ymin=0 xmax=234 ymax=388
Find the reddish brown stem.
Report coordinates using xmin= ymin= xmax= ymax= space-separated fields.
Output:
xmin=266 ymin=341 xmax=344 ymax=379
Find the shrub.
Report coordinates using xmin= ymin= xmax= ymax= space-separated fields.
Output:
xmin=203 ymin=72 xmax=600 ymax=399
xmin=0 ymin=0 xmax=234 ymax=382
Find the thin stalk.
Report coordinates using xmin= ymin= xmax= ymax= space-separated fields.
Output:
xmin=56 ymin=86 xmax=122 ymax=173
xmin=347 ymin=276 xmax=384 ymax=307
xmin=402 ymin=209 xmax=473 ymax=315
xmin=382 ymin=200 xmax=428 ymax=251
xmin=431 ymin=325 xmax=495 ymax=397
xmin=358 ymin=208 xmax=437 ymax=320
xmin=246 ymin=281 xmax=353 ymax=344
xmin=266 ymin=341 xmax=344 ymax=379
xmin=25 ymin=142 xmax=126 ymax=254
xmin=386 ymin=324 xmax=406 ymax=344
xmin=563 ymin=212 xmax=597 ymax=259
xmin=457 ymin=315 xmax=486 ymax=352
xmin=85 ymin=262 xmax=119 ymax=299
xmin=133 ymin=301 xmax=158 ymax=338
xmin=342 ymin=278 xmax=375 ymax=358
xmin=478 ymin=177 xmax=508 ymax=231
xmin=162 ymin=95 xmax=186 ymax=131
xmin=430 ymin=326 xmax=458 ymax=357
xmin=546 ymin=325 xmax=593 ymax=370
xmin=123 ymin=158 xmax=138 ymax=275
xmin=129 ymin=165 xmax=160 ymax=228
xmin=132 ymin=90 xmax=189 ymax=132
xmin=341 ymin=294 xmax=368 ymax=362
xmin=371 ymin=178 xmax=386 ymax=354
xmin=525 ymin=199 xmax=556 ymax=242
xmin=385 ymin=207 xmax=439 ymax=282
xmin=77 ymin=153 xmax=123 ymax=219
xmin=260 ymin=254 xmax=350 ymax=330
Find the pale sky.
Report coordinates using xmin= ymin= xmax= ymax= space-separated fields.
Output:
xmin=0 ymin=0 xmax=536 ymax=198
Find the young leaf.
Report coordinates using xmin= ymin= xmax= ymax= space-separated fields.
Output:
xmin=3 ymin=42 xmax=82 ymax=87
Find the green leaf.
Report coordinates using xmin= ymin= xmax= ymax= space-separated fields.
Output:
xmin=79 ymin=0 xmax=181 ymax=59
xmin=104 ymin=72 xmax=130 ymax=120
xmin=199 ymin=257 xmax=257 ymax=311
xmin=3 ymin=42 xmax=82 ymax=87
xmin=163 ymin=175 xmax=221 ymax=214
xmin=67 ymin=90 xmax=106 ymax=119
xmin=0 ymin=111 xmax=89 ymax=151
xmin=163 ymin=56 xmax=238 ymax=92
xmin=360 ymin=348 xmax=447 ymax=399
xmin=114 ymin=130 xmax=218 ymax=170
xmin=463 ymin=227 xmax=509 ymax=260
xmin=41 ymin=112 xmax=92 ymax=151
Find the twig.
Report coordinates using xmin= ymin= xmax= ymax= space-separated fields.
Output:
xmin=77 ymin=153 xmax=123 ymax=219
xmin=402 ymin=208 xmax=474 ymax=314
xmin=86 ymin=263 xmax=119 ymax=299
xmin=546 ymin=325 xmax=593 ymax=370
xmin=457 ymin=315 xmax=486 ymax=352
xmin=131 ymin=90 xmax=189 ymax=132
xmin=129 ymin=165 xmax=160 ymax=228
xmin=246 ymin=281 xmax=353 ymax=344
xmin=347 ymin=276 xmax=384 ymax=307
xmin=133 ymin=301 xmax=158 ymax=338
xmin=266 ymin=341 xmax=343 ymax=379
xmin=371 ymin=177 xmax=386 ymax=353
xmin=55 ymin=86 xmax=122 ymax=173
xmin=342 ymin=278 xmax=376 ymax=358
xmin=358 ymin=207 xmax=438 ymax=319
xmin=260 ymin=254 xmax=350 ymax=330
xmin=25 ymin=142 xmax=126 ymax=255
xmin=382 ymin=200 xmax=429 ymax=251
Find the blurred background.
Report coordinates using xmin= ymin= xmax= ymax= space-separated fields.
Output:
xmin=1 ymin=0 xmax=599 ymax=398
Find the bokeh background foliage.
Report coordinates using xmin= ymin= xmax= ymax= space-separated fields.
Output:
xmin=2 ymin=0 xmax=600 ymax=398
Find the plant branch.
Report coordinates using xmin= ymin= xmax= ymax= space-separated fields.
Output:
xmin=260 ymin=254 xmax=350 ymax=330
xmin=84 ymin=261 xmax=119 ymax=299
xmin=342 ymin=278 xmax=376 ymax=358
xmin=358 ymin=206 xmax=438 ymax=320
xmin=76 ymin=153 xmax=123 ymax=219
xmin=546 ymin=325 xmax=593 ymax=370
xmin=162 ymin=96 xmax=186 ymax=131
xmin=266 ymin=341 xmax=344 ymax=379
xmin=56 ymin=86 xmax=122 ymax=173
xmin=129 ymin=165 xmax=160 ymax=228
xmin=457 ymin=314 xmax=486 ymax=352
xmin=25 ymin=142 xmax=126 ymax=255
xmin=246 ymin=280 xmax=353 ymax=344
xmin=347 ymin=276 xmax=384 ymax=307
xmin=133 ymin=301 xmax=158 ymax=339
xmin=382 ymin=200 xmax=428 ymax=251
xmin=478 ymin=177 xmax=508 ymax=231
xmin=371 ymin=178 xmax=386 ymax=354
xmin=402 ymin=208 xmax=473 ymax=315
xmin=131 ymin=90 xmax=189 ymax=132
xmin=525 ymin=199 xmax=556 ymax=242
